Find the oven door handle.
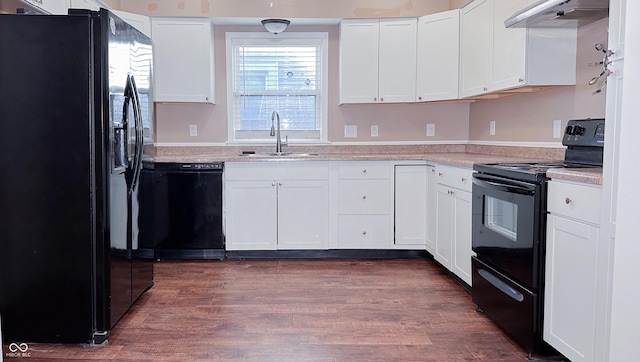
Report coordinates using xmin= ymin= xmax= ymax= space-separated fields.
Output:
xmin=472 ymin=174 xmax=536 ymax=195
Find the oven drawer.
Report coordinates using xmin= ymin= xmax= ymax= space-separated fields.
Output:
xmin=472 ymin=256 xmax=537 ymax=353
xmin=547 ymin=181 xmax=602 ymax=225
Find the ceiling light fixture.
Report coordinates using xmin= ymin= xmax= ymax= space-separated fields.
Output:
xmin=261 ymin=19 xmax=290 ymax=34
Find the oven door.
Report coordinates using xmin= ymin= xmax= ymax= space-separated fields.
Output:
xmin=472 ymin=173 xmax=543 ymax=288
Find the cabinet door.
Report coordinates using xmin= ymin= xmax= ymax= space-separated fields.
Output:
xmin=544 ymin=215 xmax=598 ymax=362
xmin=394 ymin=165 xmax=426 ymax=247
xmin=490 ymin=0 xmax=527 ymax=91
xmin=152 ymin=18 xmax=215 ymax=103
xmin=460 ymin=0 xmax=492 ymax=97
xmin=224 ymin=181 xmax=277 ymax=250
xmin=378 ymin=18 xmax=417 ymax=103
xmin=23 ymin=0 xmax=69 ymax=14
xmin=434 ymin=184 xmax=454 ymax=269
xmin=277 ymin=180 xmax=329 ymax=250
xmin=452 ymin=189 xmax=473 ymax=285
xmin=416 ymin=10 xmax=460 ymax=102
xmin=426 ymin=166 xmax=437 ymax=253
xmin=339 ymin=19 xmax=379 ymax=104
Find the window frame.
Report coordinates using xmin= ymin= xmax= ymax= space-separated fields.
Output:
xmin=225 ymin=31 xmax=329 ymax=144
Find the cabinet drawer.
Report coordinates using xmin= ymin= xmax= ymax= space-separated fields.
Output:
xmin=339 ymin=179 xmax=391 ymax=214
xmin=547 ymin=181 xmax=602 ymax=225
xmin=338 ymin=215 xmax=391 ymax=249
xmin=435 ymin=165 xmax=473 ymax=192
xmin=225 ymin=162 xmax=329 ymax=181
xmin=338 ymin=162 xmax=390 ymax=179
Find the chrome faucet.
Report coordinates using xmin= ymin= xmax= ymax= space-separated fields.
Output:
xmin=270 ymin=110 xmax=287 ymax=153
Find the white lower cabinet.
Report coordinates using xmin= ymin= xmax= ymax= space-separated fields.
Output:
xmin=224 ymin=162 xmax=329 ymax=250
xmin=434 ymin=165 xmax=474 ymax=285
xmin=394 ymin=164 xmax=427 ymax=248
xmin=544 ymin=181 xmax=602 ymax=362
xmin=336 ymin=161 xmax=393 ymax=249
xmin=425 ymin=165 xmax=437 ymax=254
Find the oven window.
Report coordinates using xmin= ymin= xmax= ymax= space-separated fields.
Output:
xmin=485 ymin=196 xmax=518 ymax=241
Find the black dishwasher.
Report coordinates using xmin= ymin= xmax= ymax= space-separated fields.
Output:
xmin=140 ymin=162 xmax=224 ymax=259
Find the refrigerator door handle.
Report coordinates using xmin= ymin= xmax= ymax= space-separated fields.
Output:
xmin=128 ymin=75 xmax=144 ymax=194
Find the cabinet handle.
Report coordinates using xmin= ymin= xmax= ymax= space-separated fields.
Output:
xmin=362 ymin=231 xmax=367 ymax=236
xmin=362 ymin=195 xmax=367 ymax=200
xmin=565 ymin=197 xmax=572 ymax=204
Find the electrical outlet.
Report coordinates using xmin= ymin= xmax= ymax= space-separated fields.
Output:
xmin=489 ymin=120 xmax=496 ymax=136
xmin=371 ymin=125 xmax=379 ymax=137
xmin=189 ymin=124 xmax=198 ymax=137
xmin=344 ymin=125 xmax=357 ymax=138
xmin=553 ymin=120 xmax=562 ymax=138
xmin=426 ymin=124 xmax=435 ymax=137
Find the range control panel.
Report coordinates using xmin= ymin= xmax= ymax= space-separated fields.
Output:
xmin=563 ymin=118 xmax=605 ymax=147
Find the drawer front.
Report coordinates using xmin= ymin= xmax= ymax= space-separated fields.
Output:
xmin=435 ymin=165 xmax=473 ymax=192
xmin=338 ymin=162 xmax=391 ymax=179
xmin=339 ymin=179 xmax=391 ymax=214
xmin=225 ymin=162 xmax=329 ymax=181
xmin=547 ymin=181 xmax=602 ymax=225
xmin=338 ymin=215 xmax=391 ymax=249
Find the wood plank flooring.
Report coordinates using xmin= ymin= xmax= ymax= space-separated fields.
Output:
xmin=2 ymin=259 xmax=538 ymax=361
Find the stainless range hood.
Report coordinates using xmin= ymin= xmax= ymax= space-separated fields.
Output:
xmin=504 ymin=0 xmax=609 ymax=28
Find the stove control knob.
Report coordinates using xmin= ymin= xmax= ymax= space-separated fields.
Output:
xmin=575 ymin=126 xmax=586 ymax=136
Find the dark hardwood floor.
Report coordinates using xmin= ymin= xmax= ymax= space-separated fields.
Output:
xmin=3 ymin=258 xmax=539 ymax=361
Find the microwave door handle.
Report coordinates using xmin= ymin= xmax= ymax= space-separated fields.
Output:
xmin=472 ymin=174 xmax=535 ymax=195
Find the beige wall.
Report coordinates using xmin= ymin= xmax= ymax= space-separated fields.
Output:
xmin=155 ymin=23 xmax=471 ymax=144
xmin=468 ymin=18 xmax=608 ymax=142
xmin=116 ymin=0 xmax=450 ymax=18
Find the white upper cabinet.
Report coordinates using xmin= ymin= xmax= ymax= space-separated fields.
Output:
xmin=151 ymin=17 xmax=215 ymax=103
xmin=112 ymin=10 xmax=152 ymax=37
xmin=460 ymin=0 xmax=577 ymax=98
xmin=416 ymin=10 xmax=460 ymax=102
xmin=22 ymin=0 xmax=70 ymax=14
xmin=68 ymin=0 xmax=100 ymax=11
xmin=339 ymin=18 xmax=417 ymax=104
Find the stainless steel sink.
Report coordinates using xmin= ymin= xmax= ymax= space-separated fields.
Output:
xmin=239 ymin=152 xmax=319 ymax=158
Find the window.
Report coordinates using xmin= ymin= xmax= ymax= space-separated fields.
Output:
xmin=226 ymin=32 xmax=328 ymax=143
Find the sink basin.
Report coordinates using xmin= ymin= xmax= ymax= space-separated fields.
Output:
xmin=239 ymin=152 xmax=319 ymax=158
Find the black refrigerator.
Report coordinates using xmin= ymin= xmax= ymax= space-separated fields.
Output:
xmin=0 ymin=9 xmax=154 ymax=344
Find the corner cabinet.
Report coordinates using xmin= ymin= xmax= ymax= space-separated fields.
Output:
xmin=544 ymin=181 xmax=602 ymax=362
xmin=339 ymin=18 xmax=417 ymax=104
xmin=416 ymin=10 xmax=460 ymax=102
xmin=224 ymin=162 xmax=329 ymax=251
xmin=151 ymin=17 xmax=215 ymax=103
xmin=433 ymin=165 xmax=474 ymax=286
xmin=460 ymin=0 xmax=577 ymax=98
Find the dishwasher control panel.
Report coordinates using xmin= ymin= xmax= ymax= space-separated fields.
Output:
xmin=181 ymin=163 xmax=223 ymax=170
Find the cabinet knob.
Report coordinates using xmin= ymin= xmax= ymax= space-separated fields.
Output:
xmin=362 ymin=231 xmax=367 ymax=236
xmin=380 ymin=97 xmax=384 ymax=102
xmin=362 ymin=169 xmax=367 ymax=174
xmin=565 ymin=197 xmax=572 ymax=204
xmin=272 ymin=182 xmax=276 ymax=187
xmin=373 ymin=97 xmax=377 ymax=102
xmin=418 ymin=96 xmax=422 ymax=100
xmin=438 ymin=172 xmax=443 ymax=177
xmin=205 ymin=96 xmax=209 ymax=101
xmin=362 ymin=195 xmax=367 ymax=200
xmin=278 ymin=182 xmax=283 ymax=187
xmin=461 ymin=177 xmax=466 ymax=182
xmin=483 ymin=87 xmax=488 ymax=91
xmin=431 ymin=168 xmax=436 ymax=173
xmin=518 ymin=78 xmax=524 ymax=83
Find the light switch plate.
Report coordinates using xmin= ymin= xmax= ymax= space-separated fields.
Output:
xmin=189 ymin=124 xmax=198 ymax=137
xmin=344 ymin=125 xmax=357 ymax=138
xmin=426 ymin=124 xmax=435 ymax=137
xmin=489 ymin=120 xmax=496 ymax=136
xmin=371 ymin=125 xmax=378 ymax=137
